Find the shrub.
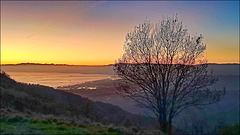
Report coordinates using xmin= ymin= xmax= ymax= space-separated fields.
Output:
xmin=218 ymin=124 xmax=239 ymax=135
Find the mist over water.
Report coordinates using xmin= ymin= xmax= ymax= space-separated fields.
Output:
xmin=5 ymin=71 xmax=112 ymax=88
xmin=1 ymin=65 xmax=114 ymax=88
xmin=1 ymin=64 xmax=239 ymax=90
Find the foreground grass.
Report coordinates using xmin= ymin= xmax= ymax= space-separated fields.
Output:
xmin=0 ymin=118 xmax=123 ymax=135
xmin=218 ymin=124 xmax=239 ymax=135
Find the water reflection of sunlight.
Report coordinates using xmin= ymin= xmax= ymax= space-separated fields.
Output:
xmin=77 ymin=86 xmax=96 ymax=90
xmin=6 ymin=71 xmax=111 ymax=88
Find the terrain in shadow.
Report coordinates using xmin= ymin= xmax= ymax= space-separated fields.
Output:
xmin=0 ymin=72 xmax=160 ymax=134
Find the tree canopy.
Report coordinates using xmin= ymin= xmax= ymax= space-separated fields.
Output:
xmin=114 ymin=15 xmax=225 ymax=133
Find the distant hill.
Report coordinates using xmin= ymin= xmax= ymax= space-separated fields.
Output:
xmin=1 ymin=63 xmax=111 ymax=66
xmin=2 ymin=62 xmax=239 ymax=66
xmin=1 ymin=64 xmax=115 ymax=75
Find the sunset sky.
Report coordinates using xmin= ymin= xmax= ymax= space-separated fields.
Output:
xmin=1 ymin=1 xmax=239 ymax=65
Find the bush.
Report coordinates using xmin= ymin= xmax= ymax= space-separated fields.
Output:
xmin=218 ymin=124 xmax=239 ymax=135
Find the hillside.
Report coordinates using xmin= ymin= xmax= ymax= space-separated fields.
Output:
xmin=58 ymin=77 xmax=239 ymax=134
xmin=0 ymin=72 xmax=158 ymax=134
xmin=1 ymin=63 xmax=239 ymax=134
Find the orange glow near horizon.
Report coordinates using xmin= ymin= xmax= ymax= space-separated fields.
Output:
xmin=1 ymin=1 xmax=239 ymax=65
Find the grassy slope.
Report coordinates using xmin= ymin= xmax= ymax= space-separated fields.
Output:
xmin=0 ymin=72 xmax=158 ymax=134
xmin=0 ymin=118 xmax=122 ymax=135
xmin=218 ymin=124 xmax=240 ymax=135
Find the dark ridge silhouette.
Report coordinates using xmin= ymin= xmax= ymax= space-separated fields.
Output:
xmin=1 ymin=63 xmax=112 ymax=67
xmin=207 ymin=63 xmax=240 ymax=65
xmin=1 ymin=62 xmax=239 ymax=67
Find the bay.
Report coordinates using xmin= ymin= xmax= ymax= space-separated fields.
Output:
xmin=5 ymin=71 xmax=112 ymax=88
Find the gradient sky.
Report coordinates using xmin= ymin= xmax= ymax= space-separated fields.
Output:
xmin=1 ymin=1 xmax=239 ymax=65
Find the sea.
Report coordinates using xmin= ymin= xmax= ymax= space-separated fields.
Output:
xmin=4 ymin=71 xmax=112 ymax=88
xmin=1 ymin=64 xmax=239 ymax=90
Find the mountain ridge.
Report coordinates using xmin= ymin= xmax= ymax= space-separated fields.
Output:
xmin=1 ymin=62 xmax=239 ymax=67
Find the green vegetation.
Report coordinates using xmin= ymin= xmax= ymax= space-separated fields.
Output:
xmin=0 ymin=118 xmax=122 ymax=135
xmin=218 ymin=124 xmax=239 ymax=135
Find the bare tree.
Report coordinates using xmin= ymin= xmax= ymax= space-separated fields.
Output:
xmin=114 ymin=15 xmax=225 ymax=133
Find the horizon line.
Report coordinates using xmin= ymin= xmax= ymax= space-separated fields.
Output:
xmin=1 ymin=62 xmax=240 ymax=66
xmin=1 ymin=62 xmax=113 ymax=66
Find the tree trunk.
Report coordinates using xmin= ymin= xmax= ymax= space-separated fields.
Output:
xmin=159 ymin=116 xmax=168 ymax=133
xmin=168 ymin=123 xmax=173 ymax=135
xmin=158 ymin=117 xmax=174 ymax=134
xmin=168 ymin=117 xmax=174 ymax=134
xmin=159 ymin=121 xmax=168 ymax=133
